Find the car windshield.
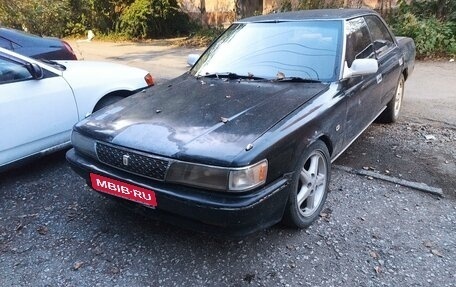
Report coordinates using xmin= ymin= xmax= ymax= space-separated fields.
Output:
xmin=191 ymin=20 xmax=343 ymax=82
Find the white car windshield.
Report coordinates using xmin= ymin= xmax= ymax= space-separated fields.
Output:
xmin=192 ymin=20 xmax=343 ymax=82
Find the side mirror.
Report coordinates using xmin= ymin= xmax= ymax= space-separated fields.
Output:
xmin=26 ymin=63 xmax=44 ymax=79
xmin=342 ymin=59 xmax=378 ymax=79
xmin=187 ymin=54 xmax=200 ymax=67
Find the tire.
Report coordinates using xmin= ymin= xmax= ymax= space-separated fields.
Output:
xmin=378 ymin=74 xmax=405 ymax=123
xmin=93 ymin=95 xmax=125 ymax=112
xmin=282 ymin=140 xmax=331 ymax=228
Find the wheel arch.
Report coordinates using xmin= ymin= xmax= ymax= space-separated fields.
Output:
xmin=317 ymin=135 xmax=334 ymax=157
xmin=93 ymin=89 xmax=134 ymax=112
xmin=402 ymin=67 xmax=409 ymax=81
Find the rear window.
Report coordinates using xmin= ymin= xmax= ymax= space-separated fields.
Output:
xmin=364 ymin=15 xmax=395 ymax=58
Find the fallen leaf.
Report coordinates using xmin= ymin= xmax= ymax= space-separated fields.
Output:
xmin=424 ymin=134 xmax=436 ymax=140
xmin=15 ymin=222 xmax=24 ymax=231
xmin=424 ymin=241 xmax=433 ymax=248
xmin=374 ymin=266 xmax=382 ymax=274
xmin=37 ymin=226 xmax=48 ymax=235
xmin=431 ymin=249 xmax=443 ymax=257
xmin=73 ymin=261 xmax=84 ymax=270
xmin=369 ymin=251 xmax=379 ymax=259
xmin=319 ymin=211 xmax=331 ymax=222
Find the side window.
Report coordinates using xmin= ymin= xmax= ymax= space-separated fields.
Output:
xmin=0 ymin=37 xmax=12 ymax=49
xmin=0 ymin=57 xmax=33 ymax=84
xmin=345 ymin=17 xmax=375 ymax=67
xmin=364 ymin=15 xmax=395 ymax=58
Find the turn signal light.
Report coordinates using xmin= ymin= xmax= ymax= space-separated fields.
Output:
xmin=144 ymin=73 xmax=154 ymax=86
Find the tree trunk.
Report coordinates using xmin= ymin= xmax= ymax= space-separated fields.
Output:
xmin=200 ymin=0 xmax=206 ymax=25
xmin=436 ymin=0 xmax=445 ymax=20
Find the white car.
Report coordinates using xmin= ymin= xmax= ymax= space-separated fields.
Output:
xmin=0 ymin=47 xmax=154 ymax=171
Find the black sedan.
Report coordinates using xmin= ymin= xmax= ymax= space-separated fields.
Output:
xmin=0 ymin=27 xmax=77 ymax=60
xmin=67 ymin=9 xmax=415 ymax=236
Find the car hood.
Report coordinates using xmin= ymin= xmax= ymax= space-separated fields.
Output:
xmin=57 ymin=60 xmax=149 ymax=90
xmin=76 ymin=74 xmax=329 ymax=165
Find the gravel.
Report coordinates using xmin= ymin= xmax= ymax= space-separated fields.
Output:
xmin=1 ymin=119 xmax=455 ymax=286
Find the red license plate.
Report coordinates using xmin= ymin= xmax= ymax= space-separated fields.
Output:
xmin=90 ymin=173 xmax=157 ymax=207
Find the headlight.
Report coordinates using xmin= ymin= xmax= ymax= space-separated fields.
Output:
xmin=166 ymin=159 xmax=268 ymax=192
xmin=166 ymin=162 xmax=229 ymax=191
xmin=71 ymin=130 xmax=97 ymax=158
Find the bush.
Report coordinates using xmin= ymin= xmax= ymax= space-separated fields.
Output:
xmin=0 ymin=0 xmax=72 ymax=37
xmin=176 ymin=26 xmax=224 ymax=47
xmin=119 ymin=0 xmax=191 ymax=39
xmin=391 ymin=0 xmax=456 ymax=58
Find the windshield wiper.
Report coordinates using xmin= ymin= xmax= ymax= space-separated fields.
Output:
xmin=39 ymin=59 xmax=66 ymax=71
xmin=200 ymin=72 xmax=266 ymax=80
xmin=274 ymin=77 xmax=321 ymax=83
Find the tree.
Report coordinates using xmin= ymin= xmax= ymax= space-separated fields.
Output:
xmin=119 ymin=0 xmax=190 ymax=38
xmin=0 ymin=0 xmax=71 ymax=37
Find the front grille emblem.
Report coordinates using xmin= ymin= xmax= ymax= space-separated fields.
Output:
xmin=122 ymin=154 xmax=130 ymax=166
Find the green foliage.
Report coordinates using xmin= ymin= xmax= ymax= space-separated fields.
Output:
xmin=176 ymin=26 xmax=224 ymax=47
xmin=119 ymin=0 xmax=191 ymax=39
xmin=392 ymin=0 xmax=456 ymax=58
xmin=277 ymin=0 xmax=343 ymax=12
xmin=119 ymin=0 xmax=152 ymax=38
xmin=0 ymin=0 xmax=192 ymax=39
xmin=398 ymin=0 xmax=456 ymax=21
xmin=0 ymin=0 xmax=72 ymax=37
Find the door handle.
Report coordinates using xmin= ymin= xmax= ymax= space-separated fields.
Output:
xmin=376 ymin=74 xmax=383 ymax=84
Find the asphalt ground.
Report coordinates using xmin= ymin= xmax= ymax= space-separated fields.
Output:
xmin=0 ymin=41 xmax=455 ymax=286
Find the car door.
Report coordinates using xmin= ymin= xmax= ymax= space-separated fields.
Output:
xmin=364 ymin=15 xmax=402 ymax=108
xmin=0 ymin=54 xmax=78 ymax=167
xmin=343 ymin=17 xmax=381 ymax=144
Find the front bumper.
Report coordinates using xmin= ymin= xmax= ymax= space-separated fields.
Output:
xmin=66 ymin=148 xmax=292 ymax=237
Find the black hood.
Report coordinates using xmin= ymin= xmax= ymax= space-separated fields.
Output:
xmin=76 ymin=74 xmax=329 ymax=165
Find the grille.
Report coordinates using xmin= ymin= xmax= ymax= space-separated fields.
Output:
xmin=96 ymin=143 xmax=169 ymax=180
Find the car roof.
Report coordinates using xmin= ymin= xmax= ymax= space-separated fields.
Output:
xmin=237 ymin=8 xmax=378 ymax=23
xmin=0 ymin=27 xmax=59 ymax=46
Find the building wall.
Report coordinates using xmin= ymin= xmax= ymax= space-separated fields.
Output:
xmin=180 ymin=0 xmax=398 ymax=26
xmin=263 ymin=0 xmax=398 ymax=13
